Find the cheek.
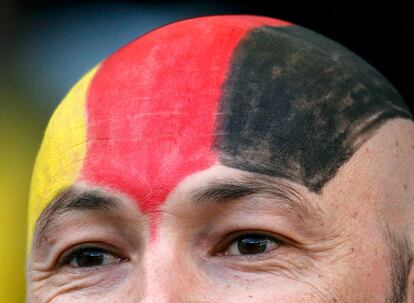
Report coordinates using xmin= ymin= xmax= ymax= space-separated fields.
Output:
xmin=343 ymin=242 xmax=391 ymax=301
xmin=197 ymin=256 xmax=340 ymax=302
xmin=318 ymin=223 xmax=392 ymax=301
xmin=29 ymin=264 xmax=132 ymax=302
xmin=204 ymin=274 xmax=337 ymax=302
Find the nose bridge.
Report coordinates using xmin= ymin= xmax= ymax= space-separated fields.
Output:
xmin=138 ymin=236 xmax=198 ymax=302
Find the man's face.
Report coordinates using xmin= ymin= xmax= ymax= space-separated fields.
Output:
xmin=27 ymin=119 xmax=414 ymax=302
xmin=25 ymin=15 xmax=414 ymax=302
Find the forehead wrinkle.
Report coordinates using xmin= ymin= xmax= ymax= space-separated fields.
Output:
xmin=191 ymin=172 xmax=324 ymax=222
xmin=33 ymin=185 xmax=122 ymax=249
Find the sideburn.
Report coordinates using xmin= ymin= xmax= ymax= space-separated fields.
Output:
xmin=382 ymin=224 xmax=413 ymax=303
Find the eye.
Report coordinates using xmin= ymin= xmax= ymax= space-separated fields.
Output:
xmin=60 ymin=246 xmax=123 ymax=268
xmin=224 ymin=233 xmax=282 ymax=256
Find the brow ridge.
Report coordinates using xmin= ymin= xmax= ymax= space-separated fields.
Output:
xmin=33 ymin=186 xmax=120 ymax=249
xmin=190 ymin=173 xmax=323 ymax=221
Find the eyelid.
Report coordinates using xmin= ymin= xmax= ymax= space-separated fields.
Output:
xmin=55 ymin=242 xmax=127 ymax=269
xmin=211 ymin=230 xmax=287 ymax=257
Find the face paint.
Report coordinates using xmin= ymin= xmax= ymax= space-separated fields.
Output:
xmin=27 ymin=66 xmax=99 ymax=247
xmin=213 ymin=25 xmax=413 ymax=193
xmin=28 ymin=14 xmax=413 ymax=247
xmin=28 ymin=15 xmax=292 ymax=244
xmin=80 ymin=16 xmax=291 ymax=238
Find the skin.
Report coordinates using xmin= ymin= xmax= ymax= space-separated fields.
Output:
xmin=27 ymin=117 xmax=414 ymax=302
xmin=25 ymin=15 xmax=414 ymax=302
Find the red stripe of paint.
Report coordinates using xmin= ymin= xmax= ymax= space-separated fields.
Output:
xmin=80 ymin=15 xmax=292 ymax=237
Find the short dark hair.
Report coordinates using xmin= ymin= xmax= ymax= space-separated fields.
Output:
xmin=382 ymin=224 xmax=413 ymax=302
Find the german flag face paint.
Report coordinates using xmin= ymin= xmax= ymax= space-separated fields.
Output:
xmin=28 ymin=66 xmax=98 ymax=246
xmin=28 ymin=15 xmax=413 ymax=249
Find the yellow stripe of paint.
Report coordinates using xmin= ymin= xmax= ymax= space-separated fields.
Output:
xmin=27 ymin=65 xmax=100 ymax=251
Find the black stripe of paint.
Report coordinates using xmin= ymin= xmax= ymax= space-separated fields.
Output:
xmin=213 ymin=24 xmax=413 ymax=194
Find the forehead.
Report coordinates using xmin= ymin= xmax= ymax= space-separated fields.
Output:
xmin=29 ymin=15 xmax=413 ymax=243
xmin=80 ymin=16 xmax=290 ymax=214
xmin=81 ymin=16 xmax=411 ymax=212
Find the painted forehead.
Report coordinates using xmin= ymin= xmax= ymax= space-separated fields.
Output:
xmin=29 ymin=15 xmax=413 ymax=234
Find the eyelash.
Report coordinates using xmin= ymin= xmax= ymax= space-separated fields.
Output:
xmin=54 ymin=231 xmax=286 ymax=270
xmin=56 ymin=242 xmax=125 ymax=269
xmin=213 ymin=230 xmax=285 ymax=258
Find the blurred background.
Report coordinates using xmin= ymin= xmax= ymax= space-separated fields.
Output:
xmin=0 ymin=1 xmax=411 ymax=301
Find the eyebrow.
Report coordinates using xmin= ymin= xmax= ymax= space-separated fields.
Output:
xmin=33 ymin=175 xmax=323 ymax=248
xmin=33 ymin=186 xmax=121 ymax=248
xmin=190 ymin=173 xmax=324 ymax=221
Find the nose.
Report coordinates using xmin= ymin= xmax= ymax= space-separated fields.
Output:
xmin=137 ymin=241 xmax=205 ymax=302
xmin=140 ymin=259 xmax=185 ymax=302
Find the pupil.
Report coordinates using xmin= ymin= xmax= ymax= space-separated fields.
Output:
xmin=75 ymin=249 xmax=105 ymax=267
xmin=237 ymin=236 xmax=268 ymax=255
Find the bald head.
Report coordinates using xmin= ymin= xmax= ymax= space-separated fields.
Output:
xmin=26 ymin=15 xmax=414 ymax=302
